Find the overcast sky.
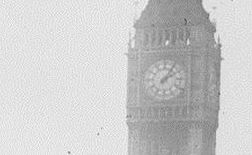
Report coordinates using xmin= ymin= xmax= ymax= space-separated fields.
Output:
xmin=0 ymin=0 xmax=251 ymax=154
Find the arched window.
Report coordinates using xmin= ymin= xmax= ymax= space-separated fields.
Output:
xmin=185 ymin=27 xmax=190 ymax=45
xmin=164 ymin=30 xmax=170 ymax=46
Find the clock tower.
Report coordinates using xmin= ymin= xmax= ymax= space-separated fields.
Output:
xmin=126 ymin=0 xmax=221 ymax=155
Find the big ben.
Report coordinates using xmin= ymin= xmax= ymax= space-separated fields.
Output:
xmin=126 ymin=0 xmax=221 ymax=155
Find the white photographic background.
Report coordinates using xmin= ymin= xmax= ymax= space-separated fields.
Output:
xmin=0 ymin=0 xmax=251 ymax=154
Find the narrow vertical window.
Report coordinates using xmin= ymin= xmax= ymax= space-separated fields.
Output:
xmin=153 ymin=107 xmax=159 ymax=119
xmin=160 ymin=108 xmax=166 ymax=118
xmin=179 ymin=28 xmax=184 ymax=41
xmin=174 ymin=106 xmax=181 ymax=117
xmin=147 ymin=108 xmax=152 ymax=119
xmin=186 ymin=27 xmax=190 ymax=45
xmin=140 ymin=141 xmax=147 ymax=155
xmin=143 ymin=32 xmax=149 ymax=47
xmin=140 ymin=108 xmax=145 ymax=119
xmin=166 ymin=107 xmax=173 ymax=117
xmin=158 ymin=30 xmax=163 ymax=46
xmin=151 ymin=30 xmax=156 ymax=46
xmin=164 ymin=30 xmax=170 ymax=46
xmin=171 ymin=29 xmax=177 ymax=45
xmin=182 ymin=106 xmax=188 ymax=117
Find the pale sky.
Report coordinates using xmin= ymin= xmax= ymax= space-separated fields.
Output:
xmin=0 ymin=0 xmax=251 ymax=155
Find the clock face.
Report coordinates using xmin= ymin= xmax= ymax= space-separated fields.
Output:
xmin=144 ymin=60 xmax=186 ymax=101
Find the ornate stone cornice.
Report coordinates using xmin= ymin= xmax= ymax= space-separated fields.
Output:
xmin=126 ymin=104 xmax=219 ymax=126
xmin=127 ymin=48 xmax=207 ymax=55
xmin=127 ymin=120 xmax=218 ymax=130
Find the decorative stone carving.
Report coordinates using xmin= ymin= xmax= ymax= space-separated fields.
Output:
xmin=188 ymin=128 xmax=202 ymax=155
xmin=188 ymin=105 xmax=201 ymax=119
xmin=159 ymin=143 xmax=171 ymax=155
xmin=139 ymin=140 xmax=147 ymax=155
xmin=127 ymin=105 xmax=201 ymax=122
xmin=192 ymin=91 xmax=204 ymax=103
xmin=129 ymin=129 xmax=140 ymax=155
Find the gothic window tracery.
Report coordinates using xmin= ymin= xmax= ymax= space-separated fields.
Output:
xmin=140 ymin=27 xmax=194 ymax=48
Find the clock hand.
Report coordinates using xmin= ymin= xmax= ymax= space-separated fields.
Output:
xmin=160 ymin=73 xmax=170 ymax=84
xmin=160 ymin=64 xmax=176 ymax=84
xmin=160 ymin=71 xmax=177 ymax=84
